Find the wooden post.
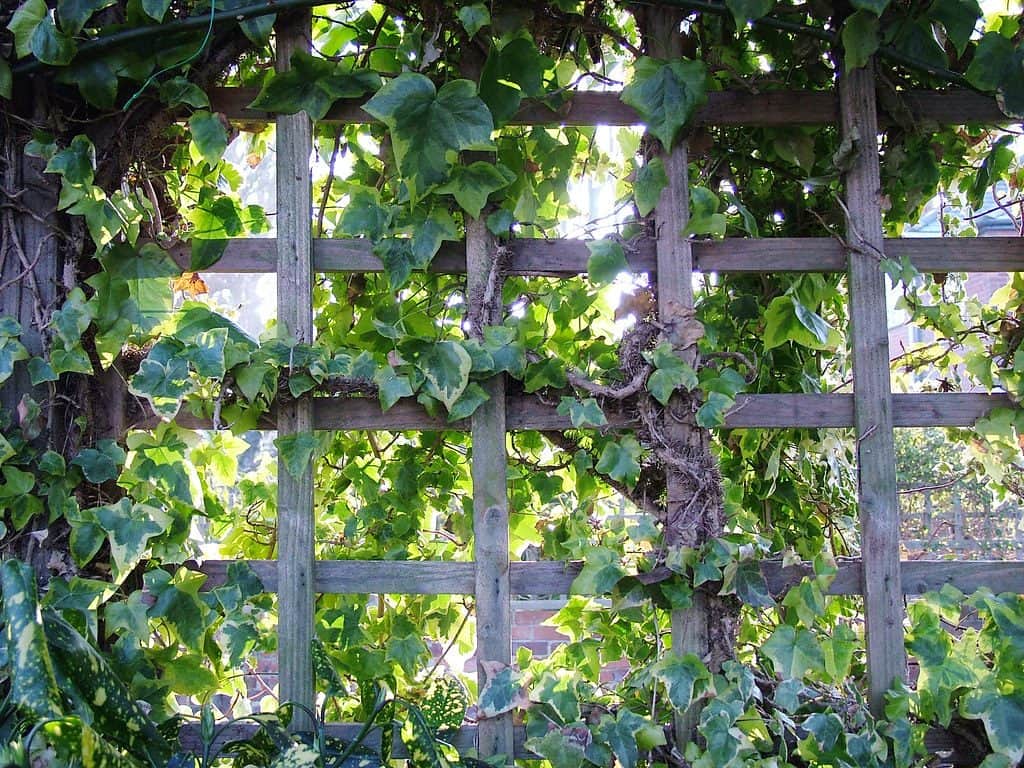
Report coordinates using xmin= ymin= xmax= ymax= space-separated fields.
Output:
xmin=274 ymin=10 xmax=315 ymax=731
xmin=467 ymin=217 xmax=513 ymax=758
xmin=642 ymin=6 xmax=708 ymax=746
xmin=840 ymin=61 xmax=906 ymax=715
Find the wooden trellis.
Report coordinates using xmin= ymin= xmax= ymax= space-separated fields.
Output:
xmin=182 ymin=13 xmax=1024 ymax=758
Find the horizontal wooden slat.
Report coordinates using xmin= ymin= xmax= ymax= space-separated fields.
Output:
xmin=164 ymin=392 xmax=1012 ymax=433
xmin=178 ymin=722 xmax=535 ymax=759
xmin=171 ymin=236 xmax=1024 ymax=276
xmin=199 ymin=557 xmax=1024 ymax=597
xmin=209 ymin=87 xmax=1007 ymax=127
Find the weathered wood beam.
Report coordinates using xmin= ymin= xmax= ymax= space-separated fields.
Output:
xmin=162 ymin=392 xmax=1012 ymax=433
xmin=208 ymin=87 xmax=1009 ymax=127
xmin=169 ymin=236 xmax=1024 ymax=276
xmin=841 ymin=60 xmax=906 ymax=715
xmin=274 ymin=10 xmax=315 ymax=731
xmin=196 ymin=558 xmax=1024 ymax=598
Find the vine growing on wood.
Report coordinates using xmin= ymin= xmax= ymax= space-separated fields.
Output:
xmin=2 ymin=1 xmax=1024 ymax=767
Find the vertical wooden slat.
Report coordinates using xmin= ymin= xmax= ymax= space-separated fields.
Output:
xmin=274 ymin=10 xmax=315 ymax=731
xmin=467 ymin=216 xmax=513 ymax=758
xmin=840 ymin=61 xmax=906 ymax=715
xmin=644 ymin=7 xmax=707 ymax=745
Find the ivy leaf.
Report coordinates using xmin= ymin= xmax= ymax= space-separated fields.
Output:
xmin=721 ymin=558 xmax=775 ymax=607
xmin=557 ymin=396 xmax=607 ymax=428
xmin=595 ymin=436 xmax=641 ymax=486
xmin=0 ymin=59 xmax=11 ymax=100
xmin=337 ymin=186 xmax=391 ymax=239
xmin=375 ymin=237 xmax=422 ymax=292
xmin=483 ymin=326 xmax=526 ymax=377
xmin=525 ymin=729 xmax=588 ymax=768
xmin=130 ymin=355 xmax=192 ymax=419
xmin=478 ymin=660 xmax=530 ymax=718
xmin=457 ymin=4 xmax=490 ymax=37
xmin=634 ymin=157 xmax=668 ymax=216
xmin=159 ymin=77 xmax=209 ymax=108
xmin=724 ymin=0 xmax=773 ymax=26
xmin=479 ymin=37 xmax=551 ymax=125
xmin=850 ymin=0 xmax=889 ymax=13
xmin=31 ymin=16 xmax=77 ymax=65
xmin=928 ymin=0 xmax=980 ymax=55
xmin=374 ymin=366 xmax=414 ymax=411
xmin=652 ymin=652 xmax=709 ymax=709
xmin=683 ymin=186 xmax=726 ymax=237
xmin=189 ymin=111 xmax=229 ymax=166
xmin=386 ymin=633 xmax=428 ymax=676
xmin=644 ymin=341 xmax=698 ymax=405
xmin=71 ymin=439 xmax=126 ymax=484
xmin=275 ymin=431 xmax=320 ymax=479
xmin=586 ymin=238 xmax=628 ymax=284
xmin=572 ymin=547 xmax=626 ymax=595
xmin=141 ymin=0 xmax=171 ymax=20
xmin=417 ymin=341 xmax=471 ymax=411
xmin=249 ymin=52 xmax=381 ymax=120
xmin=594 ymin=710 xmax=650 ymax=768
xmin=411 ymin=207 xmax=458 ymax=266
xmin=183 ymin=327 xmax=227 ymax=378
xmin=762 ymin=625 xmax=825 ymax=679
xmin=434 ymin=161 xmax=514 ymax=218
xmin=842 ymin=11 xmax=880 ymax=71
xmin=966 ymin=33 xmax=1013 ymax=92
xmin=363 ymin=73 xmax=494 ymax=201
xmin=57 ymin=0 xmax=113 ymax=35
xmin=962 ymin=688 xmax=1024 ymax=764
xmin=45 ymin=135 xmax=95 ymax=187
xmin=8 ymin=0 xmax=47 ymax=59
xmin=94 ymin=499 xmax=171 ymax=577
xmin=763 ymin=295 xmax=839 ymax=351
xmin=620 ymin=56 xmax=708 ymax=151
xmin=447 ymin=381 xmax=490 ymax=421
xmin=0 ymin=336 xmax=30 ymax=385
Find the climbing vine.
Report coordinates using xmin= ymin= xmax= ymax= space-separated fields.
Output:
xmin=2 ymin=0 xmax=1024 ymax=766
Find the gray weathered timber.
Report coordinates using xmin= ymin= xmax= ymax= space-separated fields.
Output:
xmin=841 ymin=62 xmax=906 ymax=715
xmin=466 ymin=216 xmax=514 ymax=758
xmin=161 ymin=391 xmax=1010 ymax=433
xmin=274 ymin=10 xmax=316 ymax=732
xmin=197 ymin=557 xmax=1024 ymax=598
xmin=209 ymin=87 xmax=1007 ymax=127
xmin=176 ymin=235 xmax=1024 ymax=277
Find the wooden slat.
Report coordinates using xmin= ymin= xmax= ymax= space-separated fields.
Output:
xmin=208 ymin=87 xmax=1007 ymax=127
xmin=274 ymin=11 xmax=316 ymax=731
xmin=197 ymin=558 xmax=1024 ymax=598
xmin=174 ymin=236 xmax=1024 ymax=277
xmin=178 ymin=722 xmax=536 ymax=759
xmin=466 ymin=214 xmax=514 ymax=756
xmin=841 ymin=61 xmax=906 ymax=715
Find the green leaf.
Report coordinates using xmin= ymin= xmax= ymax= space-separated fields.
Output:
xmin=457 ymin=4 xmax=490 ymax=37
xmin=634 ymin=157 xmax=668 ymax=216
xmin=189 ymin=111 xmax=228 ymax=166
xmin=31 ymin=15 xmax=77 ymax=65
xmin=183 ymin=327 xmax=227 ymax=378
xmin=337 ymin=186 xmax=391 ymax=239
xmin=586 ymin=238 xmax=628 ymax=284
xmin=525 ymin=729 xmax=588 ymax=768
xmin=375 ymin=237 xmax=422 ymax=292
xmin=412 ymin=207 xmax=458 ymax=265
xmin=8 ymin=0 xmax=47 ymax=59
xmin=725 ymin=0 xmax=773 ymax=26
xmin=435 ymin=161 xmax=514 ymax=218
xmin=962 ymin=687 xmax=1024 ymax=764
xmin=652 ymin=652 xmax=710 ymax=709
xmin=928 ymin=0 xmax=980 ymax=55
xmin=571 ymin=546 xmax=626 ymax=595
xmin=275 ymin=431 xmax=320 ymax=479
xmin=966 ymin=33 xmax=1014 ymax=92
xmin=57 ymin=0 xmax=113 ymax=35
xmin=478 ymin=660 xmax=530 ymax=717
xmin=159 ymin=77 xmax=209 ymax=108
xmin=595 ymin=709 xmax=651 ymax=768
xmin=842 ymin=11 xmax=880 ymax=70
xmin=683 ymin=186 xmax=726 ymax=237
xmin=447 ymin=381 xmax=489 ymax=421
xmin=557 ymin=396 xmax=607 ymax=428
xmin=479 ymin=36 xmax=551 ymax=125
xmin=763 ymin=295 xmax=840 ymax=351
xmin=249 ymin=52 xmax=381 ymax=120
xmin=71 ymin=439 xmax=126 ymax=484
xmin=595 ymin=436 xmax=642 ymax=486
xmin=644 ymin=341 xmax=698 ymax=405
xmin=94 ymin=499 xmax=170 ymax=577
xmin=417 ymin=341 xmax=471 ymax=411
xmin=46 ymin=135 xmax=95 ymax=187
xmin=363 ymin=73 xmax=494 ymax=201
xmin=141 ymin=0 xmax=170 ymax=20
xmin=851 ymin=0 xmax=889 ymax=13
xmin=721 ymin=558 xmax=774 ymax=607
xmin=374 ymin=366 xmax=414 ymax=410
xmin=129 ymin=355 xmax=192 ymax=419
xmin=386 ymin=633 xmax=428 ymax=676
xmin=695 ymin=391 xmax=734 ymax=428
xmin=1 ymin=559 xmax=63 ymax=720
xmin=620 ymin=56 xmax=707 ymax=151
xmin=762 ymin=625 xmax=825 ymax=679
xmin=63 ymin=58 xmax=118 ymax=109
xmin=0 ymin=59 xmax=11 ymax=100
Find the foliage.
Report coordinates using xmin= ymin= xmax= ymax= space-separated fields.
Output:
xmin=2 ymin=0 xmax=1024 ymax=767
